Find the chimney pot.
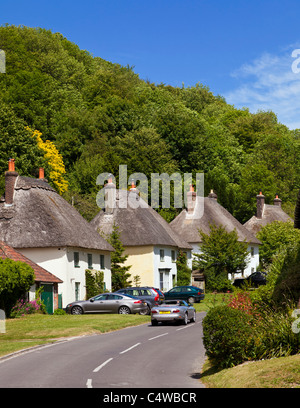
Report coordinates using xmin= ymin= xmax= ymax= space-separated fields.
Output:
xmin=39 ymin=167 xmax=45 ymax=179
xmin=256 ymin=190 xmax=265 ymax=219
xmin=8 ymin=158 xmax=15 ymax=172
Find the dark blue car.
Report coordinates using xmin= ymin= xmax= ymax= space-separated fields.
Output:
xmin=164 ymin=285 xmax=205 ymax=304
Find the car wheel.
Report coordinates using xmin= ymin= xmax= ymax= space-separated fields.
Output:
xmin=118 ymin=306 xmax=131 ymax=314
xmin=151 ymin=320 xmax=158 ymax=326
xmin=183 ymin=313 xmax=188 ymax=325
xmin=187 ymin=296 xmax=195 ymax=304
xmin=190 ymin=311 xmax=196 ymax=323
xmin=71 ymin=306 xmax=83 ymax=315
xmin=139 ymin=305 xmax=151 ymax=315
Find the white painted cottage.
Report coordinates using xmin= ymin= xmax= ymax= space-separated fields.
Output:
xmin=0 ymin=159 xmax=113 ymax=310
xmin=170 ymin=188 xmax=261 ymax=281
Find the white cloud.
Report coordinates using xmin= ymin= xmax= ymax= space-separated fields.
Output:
xmin=224 ymin=48 xmax=300 ymax=129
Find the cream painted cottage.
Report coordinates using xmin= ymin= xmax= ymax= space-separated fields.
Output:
xmin=91 ymin=180 xmax=192 ymax=292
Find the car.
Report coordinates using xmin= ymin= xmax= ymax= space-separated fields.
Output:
xmin=66 ymin=293 xmax=148 ymax=315
xmin=164 ymin=285 xmax=205 ymax=303
xmin=114 ymin=287 xmax=165 ymax=314
xmin=151 ymin=299 xmax=196 ymax=326
xmin=233 ymin=271 xmax=267 ymax=288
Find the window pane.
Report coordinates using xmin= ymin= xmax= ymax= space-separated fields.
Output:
xmin=87 ymin=254 xmax=93 ymax=269
xmin=100 ymin=254 xmax=105 ymax=269
xmin=74 ymin=252 xmax=79 ymax=267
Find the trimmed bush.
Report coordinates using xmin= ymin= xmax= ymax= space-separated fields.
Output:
xmin=202 ymin=305 xmax=255 ymax=368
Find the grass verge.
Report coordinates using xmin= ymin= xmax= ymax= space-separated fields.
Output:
xmin=200 ymin=354 xmax=300 ymax=388
xmin=0 ymin=313 xmax=149 ymax=357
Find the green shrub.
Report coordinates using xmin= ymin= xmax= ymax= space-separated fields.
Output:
xmin=206 ymin=275 xmax=233 ymax=292
xmin=251 ymin=307 xmax=300 ymax=360
xmin=53 ymin=308 xmax=67 ymax=315
xmin=202 ymin=305 xmax=255 ymax=368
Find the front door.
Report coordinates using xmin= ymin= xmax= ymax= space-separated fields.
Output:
xmin=41 ymin=284 xmax=53 ymax=314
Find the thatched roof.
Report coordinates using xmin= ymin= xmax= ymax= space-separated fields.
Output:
xmin=170 ymin=195 xmax=261 ymax=245
xmin=0 ymin=240 xmax=62 ymax=283
xmin=0 ymin=174 xmax=113 ymax=252
xmin=91 ymin=189 xmax=192 ymax=250
xmin=244 ymin=204 xmax=293 ymax=235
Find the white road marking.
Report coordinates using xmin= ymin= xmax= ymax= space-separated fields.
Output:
xmin=93 ymin=357 xmax=113 ymax=372
xmin=119 ymin=343 xmax=141 ymax=354
xmin=86 ymin=378 xmax=93 ymax=388
xmin=148 ymin=332 xmax=169 ymax=341
xmin=176 ymin=325 xmax=194 ymax=331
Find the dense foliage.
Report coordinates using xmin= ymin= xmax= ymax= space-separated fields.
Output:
xmin=193 ymin=224 xmax=249 ymax=291
xmin=0 ymin=258 xmax=35 ymax=316
xmin=203 ymin=296 xmax=300 ymax=369
xmin=0 ymin=25 xmax=299 ymax=222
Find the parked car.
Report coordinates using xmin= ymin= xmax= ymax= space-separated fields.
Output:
xmin=66 ymin=293 xmax=148 ymax=315
xmin=114 ymin=287 xmax=165 ymax=314
xmin=233 ymin=271 xmax=267 ymax=288
xmin=164 ymin=285 xmax=204 ymax=303
xmin=151 ymin=300 xmax=196 ymax=326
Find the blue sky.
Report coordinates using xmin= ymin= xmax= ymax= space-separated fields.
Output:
xmin=2 ymin=0 xmax=300 ymax=128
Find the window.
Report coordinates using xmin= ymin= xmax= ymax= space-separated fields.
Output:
xmin=74 ymin=252 xmax=80 ymax=268
xmin=160 ymin=249 xmax=165 ymax=262
xmin=75 ymin=282 xmax=80 ymax=301
xmin=170 ymin=287 xmax=181 ymax=293
xmin=251 ymin=247 xmax=255 ymax=257
xmin=100 ymin=254 xmax=105 ymax=269
xmin=171 ymin=250 xmax=176 ymax=262
xmin=87 ymin=253 xmax=93 ymax=269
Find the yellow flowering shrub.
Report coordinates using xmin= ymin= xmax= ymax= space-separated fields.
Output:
xmin=26 ymin=126 xmax=68 ymax=194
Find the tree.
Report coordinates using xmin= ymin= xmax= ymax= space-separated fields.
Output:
xmin=107 ymin=223 xmax=132 ymax=291
xmin=0 ymin=258 xmax=35 ymax=317
xmin=176 ymin=250 xmax=192 ymax=286
xmin=257 ymin=221 xmax=300 ymax=268
xmin=85 ymin=269 xmax=105 ymax=299
xmin=193 ymin=224 xmax=250 ymax=283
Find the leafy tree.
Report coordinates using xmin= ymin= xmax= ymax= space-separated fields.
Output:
xmin=107 ymin=223 xmax=132 ymax=291
xmin=176 ymin=250 xmax=192 ymax=286
xmin=257 ymin=221 xmax=300 ymax=268
xmin=85 ymin=269 xmax=105 ymax=299
xmin=0 ymin=258 xmax=35 ymax=317
xmin=193 ymin=224 xmax=250 ymax=282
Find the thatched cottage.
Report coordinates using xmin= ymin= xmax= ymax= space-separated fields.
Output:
xmin=91 ymin=180 xmax=192 ymax=292
xmin=244 ymin=190 xmax=292 ymax=235
xmin=170 ymin=187 xmax=261 ymax=280
xmin=0 ymin=159 xmax=113 ymax=310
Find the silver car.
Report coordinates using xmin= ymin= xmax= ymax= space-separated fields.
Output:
xmin=66 ymin=293 xmax=148 ymax=315
xmin=151 ymin=300 xmax=196 ymax=326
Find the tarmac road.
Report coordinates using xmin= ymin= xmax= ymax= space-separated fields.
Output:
xmin=0 ymin=312 xmax=206 ymax=388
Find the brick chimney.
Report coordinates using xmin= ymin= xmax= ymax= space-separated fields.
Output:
xmin=256 ymin=189 xmax=265 ymax=219
xmin=208 ymin=189 xmax=218 ymax=200
xmin=187 ymin=184 xmax=196 ymax=214
xmin=5 ymin=159 xmax=18 ymax=206
xmin=273 ymin=193 xmax=282 ymax=207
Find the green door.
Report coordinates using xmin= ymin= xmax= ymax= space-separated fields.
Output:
xmin=41 ymin=284 xmax=53 ymax=314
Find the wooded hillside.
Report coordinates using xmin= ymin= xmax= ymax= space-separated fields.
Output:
xmin=0 ymin=25 xmax=299 ymax=223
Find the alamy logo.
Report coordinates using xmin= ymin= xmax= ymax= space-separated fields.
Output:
xmin=291 ymin=49 xmax=300 ymax=74
xmin=0 ymin=49 xmax=5 ymax=73
xmin=96 ymin=165 xmax=205 ymax=219
xmin=0 ymin=309 xmax=5 ymax=333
